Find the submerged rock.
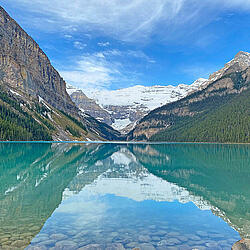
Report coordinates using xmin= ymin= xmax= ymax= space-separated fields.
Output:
xmin=78 ymin=244 xmax=103 ymax=250
xmin=138 ymin=235 xmax=151 ymax=242
xmin=50 ymin=233 xmax=67 ymax=241
xmin=55 ymin=240 xmax=78 ymax=249
xmin=105 ymin=243 xmax=125 ymax=250
xmin=137 ymin=243 xmax=156 ymax=250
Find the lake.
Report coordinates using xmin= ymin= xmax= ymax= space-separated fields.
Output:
xmin=0 ymin=142 xmax=249 ymax=250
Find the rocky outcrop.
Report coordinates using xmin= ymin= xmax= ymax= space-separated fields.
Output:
xmin=129 ymin=51 xmax=250 ymax=142
xmin=0 ymin=6 xmax=76 ymax=115
xmin=232 ymin=239 xmax=250 ymax=250
xmin=67 ymin=85 xmax=113 ymax=125
xmin=0 ymin=6 xmax=121 ymax=141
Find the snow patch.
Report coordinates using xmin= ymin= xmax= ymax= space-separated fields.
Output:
xmin=112 ymin=118 xmax=131 ymax=130
xmin=9 ymin=89 xmax=22 ymax=97
xmin=111 ymin=151 xmax=132 ymax=165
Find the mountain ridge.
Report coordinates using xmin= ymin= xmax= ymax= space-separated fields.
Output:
xmin=128 ymin=51 xmax=250 ymax=143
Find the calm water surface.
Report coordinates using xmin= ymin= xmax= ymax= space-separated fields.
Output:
xmin=0 ymin=143 xmax=249 ymax=250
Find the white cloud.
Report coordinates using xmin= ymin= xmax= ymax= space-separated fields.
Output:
xmin=100 ymin=49 xmax=155 ymax=63
xmin=60 ymin=52 xmax=121 ymax=90
xmin=73 ymin=41 xmax=87 ymax=50
xmin=59 ymin=48 xmax=148 ymax=90
xmin=127 ymin=50 xmax=155 ymax=63
xmin=98 ymin=42 xmax=110 ymax=47
xmin=64 ymin=34 xmax=73 ymax=39
xmin=6 ymin=0 xmax=250 ymax=42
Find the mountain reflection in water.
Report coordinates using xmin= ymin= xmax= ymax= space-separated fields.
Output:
xmin=0 ymin=143 xmax=249 ymax=249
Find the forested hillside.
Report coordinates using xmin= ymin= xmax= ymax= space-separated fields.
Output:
xmin=0 ymin=86 xmax=90 ymax=141
xmin=0 ymin=88 xmax=51 ymax=141
xmin=151 ymin=87 xmax=250 ymax=143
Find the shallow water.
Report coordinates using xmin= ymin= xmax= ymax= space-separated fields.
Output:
xmin=0 ymin=143 xmax=249 ymax=249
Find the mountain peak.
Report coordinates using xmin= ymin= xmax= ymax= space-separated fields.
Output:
xmin=234 ymin=51 xmax=250 ymax=58
xmin=232 ymin=51 xmax=250 ymax=66
xmin=208 ymin=51 xmax=250 ymax=83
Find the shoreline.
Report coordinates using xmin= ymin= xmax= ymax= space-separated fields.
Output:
xmin=0 ymin=141 xmax=250 ymax=145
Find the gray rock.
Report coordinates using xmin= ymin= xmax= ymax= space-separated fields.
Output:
xmin=138 ymin=243 xmax=156 ymax=250
xmin=156 ymin=247 xmax=168 ymax=250
xmin=26 ymin=246 xmax=47 ymax=250
xmin=138 ymin=235 xmax=151 ymax=243
xmin=152 ymin=236 xmax=161 ymax=242
xmin=188 ymin=235 xmax=201 ymax=241
xmin=205 ymin=242 xmax=219 ymax=248
xmin=31 ymin=236 xmax=49 ymax=244
xmin=196 ymin=231 xmax=208 ymax=237
xmin=78 ymin=244 xmax=103 ymax=250
xmin=191 ymin=246 xmax=206 ymax=250
xmin=110 ymin=232 xmax=119 ymax=238
xmin=105 ymin=243 xmax=125 ymax=250
xmin=155 ymin=230 xmax=167 ymax=236
xmin=176 ymin=236 xmax=188 ymax=242
xmin=167 ymin=232 xmax=180 ymax=237
xmin=37 ymin=239 xmax=56 ymax=246
xmin=50 ymin=233 xmax=67 ymax=241
xmin=162 ymin=247 xmax=179 ymax=250
xmin=209 ymin=233 xmax=225 ymax=239
xmin=125 ymin=242 xmax=139 ymax=248
xmin=55 ymin=240 xmax=78 ymax=249
xmin=165 ymin=238 xmax=181 ymax=246
xmin=157 ymin=240 xmax=168 ymax=246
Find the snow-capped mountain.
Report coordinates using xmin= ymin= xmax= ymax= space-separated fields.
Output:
xmin=67 ymin=78 xmax=207 ymax=132
xmin=63 ymin=147 xmax=211 ymax=210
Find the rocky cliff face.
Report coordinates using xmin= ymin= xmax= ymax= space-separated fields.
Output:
xmin=129 ymin=51 xmax=250 ymax=142
xmin=0 ymin=6 xmax=76 ymax=115
xmin=0 ymin=6 xmax=121 ymax=141
xmin=68 ymin=79 xmax=208 ymax=133
xmin=67 ymin=84 xmax=113 ymax=125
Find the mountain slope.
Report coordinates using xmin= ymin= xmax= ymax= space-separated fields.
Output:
xmin=68 ymin=79 xmax=207 ymax=133
xmin=129 ymin=52 xmax=250 ymax=143
xmin=0 ymin=6 xmax=121 ymax=141
xmin=67 ymin=84 xmax=113 ymax=125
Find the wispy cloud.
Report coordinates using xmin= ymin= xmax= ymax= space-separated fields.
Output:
xmin=98 ymin=42 xmax=110 ymax=47
xmin=73 ymin=41 xmax=87 ymax=50
xmin=59 ymin=48 xmax=149 ymax=90
xmin=64 ymin=34 xmax=73 ymax=39
xmin=60 ymin=53 xmax=119 ymax=90
xmin=5 ymin=0 xmax=250 ymax=43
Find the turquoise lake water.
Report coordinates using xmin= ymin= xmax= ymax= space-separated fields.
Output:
xmin=0 ymin=143 xmax=249 ymax=249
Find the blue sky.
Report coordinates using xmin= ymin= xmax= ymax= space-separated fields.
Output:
xmin=1 ymin=0 xmax=250 ymax=91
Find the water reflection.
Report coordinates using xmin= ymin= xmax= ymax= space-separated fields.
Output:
xmin=0 ymin=143 xmax=249 ymax=249
xmin=0 ymin=143 xmax=116 ymax=249
xmin=130 ymin=144 xmax=250 ymax=239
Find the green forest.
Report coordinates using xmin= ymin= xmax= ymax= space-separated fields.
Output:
xmin=150 ymin=88 xmax=250 ymax=143
xmin=0 ymin=89 xmax=52 ymax=141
